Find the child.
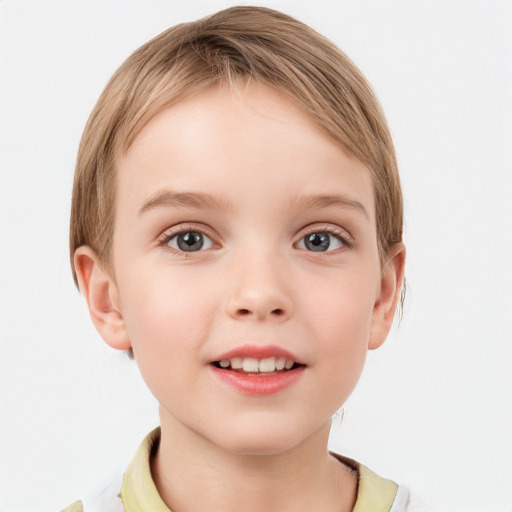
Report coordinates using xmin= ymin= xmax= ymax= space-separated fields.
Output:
xmin=66 ymin=6 xmax=426 ymax=511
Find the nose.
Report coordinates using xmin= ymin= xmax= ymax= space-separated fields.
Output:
xmin=225 ymin=254 xmax=293 ymax=322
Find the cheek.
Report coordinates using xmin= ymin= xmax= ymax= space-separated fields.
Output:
xmin=118 ymin=269 xmax=218 ymax=357
xmin=301 ymin=272 xmax=377 ymax=382
xmin=304 ymin=273 xmax=376 ymax=337
xmin=308 ymin=297 xmax=371 ymax=411
xmin=118 ymin=271 xmax=220 ymax=404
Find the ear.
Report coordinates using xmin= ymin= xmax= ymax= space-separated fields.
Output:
xmin=73 ymin=246 xmax=131 ymax=350
xmin=368 ymin=243 xmax=406 ymax=350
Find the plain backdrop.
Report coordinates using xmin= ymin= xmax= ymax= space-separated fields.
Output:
xmin=1 ymin=1 xmax=511 ymax=511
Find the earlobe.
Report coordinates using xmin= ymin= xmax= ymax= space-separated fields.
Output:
xmin=368 ymin=243 xmax=406 ymax=350
xmin=74 ymin=246 xmax=131 ymax=351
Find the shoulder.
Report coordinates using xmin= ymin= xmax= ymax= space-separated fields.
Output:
xmin=60 ymin=473 xmax=125 ymax=512
xmin=60 ymin=502 xmax=85 ymax=512
xmin=331 ymin=452 xmax=433 ymax=512
xmin=391 ymin=485 xmax=433 ymax=512
xmin=60 ymin=429 xmax=160 ymax=512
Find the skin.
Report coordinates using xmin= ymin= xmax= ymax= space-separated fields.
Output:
xmin=75 ymin=82 xmax=405 ymax=512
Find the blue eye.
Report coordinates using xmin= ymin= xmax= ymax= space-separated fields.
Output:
xmin=297 ymin=232 xmax=344 ymax=252
xmin=167 ymin=231 xmax=213 ymax=252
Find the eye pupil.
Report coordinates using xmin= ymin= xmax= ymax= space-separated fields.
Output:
xmin=177 ymin=231 xmax=203 ymax=251
xmin=305 ymin=233 xmax=330 ymax=252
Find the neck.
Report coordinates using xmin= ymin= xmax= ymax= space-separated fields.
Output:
xmin=152 ymin=409 xmax=357 ymax=512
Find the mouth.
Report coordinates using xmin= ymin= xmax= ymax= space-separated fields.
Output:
xmin=209 ymin=345 xmax=306 ymax=394
xmin=211 ymin=356 xmax=303 ymax=375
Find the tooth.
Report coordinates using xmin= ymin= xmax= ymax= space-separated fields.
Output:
xmin=219 ymin=360 xmax=230 ymax=368
xmin=275 ymin=357 xmax=286 ymax=370
xmin=276 ymin=357 xmax=286 ymax=370
xmin=242 ymin=358 xmax=259 ymax=372
xmin=284 ymin=359 xmax=294 ymax=369
xmin=230 ymin=357 xmax=243 ymax=369
xmin=259 ymin=357 xmax=276 ymax=372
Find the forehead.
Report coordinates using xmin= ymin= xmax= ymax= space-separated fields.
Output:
xmin=122 ymin=82 xmax=341 ymax=170
xmin=115 ymin=82 xmax=375 ymax=222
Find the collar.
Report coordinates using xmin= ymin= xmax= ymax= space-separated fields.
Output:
xmin=121 ymin=428 xmax=168 ymax=512
xmin=331 ymin=452 xmax=398 ymax=512
xmin=121 ymin=428 xmax=398 ymax=512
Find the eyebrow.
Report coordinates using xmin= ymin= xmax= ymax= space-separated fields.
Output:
xmin=288 ymin=194 xmax=369 ymax=219
xmin=138 ymin=190 xmax=232 ymax=215
xmin=138 ymin=190 xmax=368 ymax=219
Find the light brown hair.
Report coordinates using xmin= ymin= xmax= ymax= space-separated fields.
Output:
xmin=70 ymin=6 xmax=403 ymax=283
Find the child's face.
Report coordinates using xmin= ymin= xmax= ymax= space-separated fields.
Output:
xmin=105 ymin=83 xmax=399 ymax=454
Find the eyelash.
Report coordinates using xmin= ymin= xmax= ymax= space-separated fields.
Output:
xmin=157 ymin=223 xmax=353 ymax=254
xmin=296 ymin=224 xmax=354 ymax=252
xmin=157 ymin=224 xmax=217 ymax=253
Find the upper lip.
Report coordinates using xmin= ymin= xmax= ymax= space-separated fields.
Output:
xmin=212 ymin=344 xmax=305 ymax=365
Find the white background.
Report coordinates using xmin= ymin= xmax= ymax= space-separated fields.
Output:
xmin=1 ymin=1 xmax=511 ymax=511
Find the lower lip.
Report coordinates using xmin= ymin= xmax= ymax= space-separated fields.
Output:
xmin=209 ymin=365 xmax=305 ymax=395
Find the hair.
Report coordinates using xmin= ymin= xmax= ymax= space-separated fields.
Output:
xmin=70 ymin=5 xmax=403 ymax=285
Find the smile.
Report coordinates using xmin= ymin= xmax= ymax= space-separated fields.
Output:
xmin=213 ymin=357 xmax=298 ymax=374
xmin=209 ymin=346 xmax=306 ymax=395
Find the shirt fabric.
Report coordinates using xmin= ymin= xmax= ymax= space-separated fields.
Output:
xmin=62 ymin=428 xmax=428 ymax=512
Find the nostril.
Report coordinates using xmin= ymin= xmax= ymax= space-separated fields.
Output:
xmin=238 ymin=308 xmax=251 ymax=316
xmin=271 ymin=308 xmax=284 ymax=316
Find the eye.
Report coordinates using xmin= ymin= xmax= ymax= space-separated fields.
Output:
xmin=167 ymin=230 xmax=214 ymax=252
xmin=296 ymin=231 xmax=346 ymax=252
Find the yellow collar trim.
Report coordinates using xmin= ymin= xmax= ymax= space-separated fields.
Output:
xmin=122 ymin=428 xmax=398 ymax=512
xmin=331 ymin=453 xmax=398 ymax=512
xmin=354 ymin=463 xmax=398 ymax=512
xmin=121 ymin=428 xmax=171 ymax=512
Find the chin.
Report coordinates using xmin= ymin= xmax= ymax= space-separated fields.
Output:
xmin=208 ymin=420 xmax=323 ymax=457
xmin=221 ymin=437 xmax=299 ymax=457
